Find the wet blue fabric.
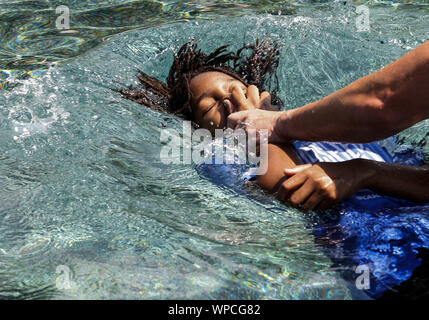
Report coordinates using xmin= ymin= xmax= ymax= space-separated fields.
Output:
xmin=291 ymin=139 xmax=425 ymax=210
xmin=195 ymin=161 xmax=251 ymax=196
xmin=195 ymin=138 xmax=429 ymax=298
xmin=288 ymin=140 xmax=428 ymax=298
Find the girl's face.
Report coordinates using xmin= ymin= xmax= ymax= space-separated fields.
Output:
xmin=189 ymin=71 xmax=260 ymax=134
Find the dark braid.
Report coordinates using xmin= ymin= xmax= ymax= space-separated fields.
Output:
xmin=234 ymin=38 xmax=280 ymax=88
xmin=113 ymin=38 xmax=282 ymax=122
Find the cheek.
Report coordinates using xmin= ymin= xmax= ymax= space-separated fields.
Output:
xmin=203 ymin=112 xmax=222 ymax=130
xmin=194 ymin=105 xmax=227 ymax=131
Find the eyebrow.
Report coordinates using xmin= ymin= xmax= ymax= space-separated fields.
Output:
xmin=194 ymin=78 xmax=236 ymax=110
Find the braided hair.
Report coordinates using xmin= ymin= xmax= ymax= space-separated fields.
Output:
xmin=113 ymin=38 xmax=282 ymax=122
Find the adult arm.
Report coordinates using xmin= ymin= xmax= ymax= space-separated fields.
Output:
xmin=228 ymin=41 xmax=429 ymax=143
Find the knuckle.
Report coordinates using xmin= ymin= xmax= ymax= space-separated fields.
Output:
xmin=326 ymin=192 xmax=336 ymax=201
xmin=289 ymin=197 xmax=299 ymax=206
xmin=302 ymin=170 xmax=312 ymax=178
xmin=281 ymin=183 xmax=291 ymax=192
xmin=316 ymin=182 xmax=327 ymax=191
xmin=319 ymin=188 xmax=329 ymax=197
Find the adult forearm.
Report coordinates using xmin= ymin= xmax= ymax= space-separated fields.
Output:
xmin=278 ymin=41 xmax=429 ymax=143
xmin=279 ymin=81 xmax=389 ymax=143
xmin=359 ymin=159 xmax=429 ymax=203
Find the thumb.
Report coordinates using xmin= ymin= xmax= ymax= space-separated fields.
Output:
xmin=284 ymin=164 xmax=312 ymax=175
xmin=231 ymin=84 xmax=248 ymax=110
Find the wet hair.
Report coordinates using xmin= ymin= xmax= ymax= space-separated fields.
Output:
xmin=112 ymin=38 xmax=282 ymax=123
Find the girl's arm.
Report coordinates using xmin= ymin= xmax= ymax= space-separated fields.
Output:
xmin=256 ymin=145 xmax=366 ymax=210
xmin=280 ymin=159 xmax=429 ymax=210
xmin=256 ymin=144 xmax=429 ymax=210
xmin=256 ymin=143 xmax=302 ymax=192
xmin=255 ymin=143 xmax=301 ymax=194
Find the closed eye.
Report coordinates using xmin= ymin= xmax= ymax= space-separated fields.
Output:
xmin=200 ymin=79 xmax=243 ymax=117
xmin=202 ymin=102 xmax=216 ymax=116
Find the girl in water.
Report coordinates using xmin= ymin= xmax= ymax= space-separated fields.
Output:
xmin=113 ymin=38 xmax=429 ymax=298
xmin=113 ymin=38 xmax=429 ymax=210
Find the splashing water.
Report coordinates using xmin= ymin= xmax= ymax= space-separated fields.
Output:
xmin=0 ymin=1 xmax=428 ymax=299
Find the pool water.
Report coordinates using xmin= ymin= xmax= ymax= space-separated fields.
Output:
xmin=0 ymin=1 xmax=428 ymax=299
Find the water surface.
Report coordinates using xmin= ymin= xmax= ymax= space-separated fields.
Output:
xmin=0 ymin=1 xmax=428 ymax=299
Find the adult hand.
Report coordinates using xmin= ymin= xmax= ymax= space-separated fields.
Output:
xmin=228 ymin=85 xmax=281 ymax=147
xmin=229 ymin=84 xmax=273 ymax=112
xmin=227 ymin=109 xmax=288 ymax=144
xmin=277 ymin=160 xmax=367 ymax=210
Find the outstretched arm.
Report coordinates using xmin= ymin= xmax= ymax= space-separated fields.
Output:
xmin=256 ymin=145 xmax=429 ymax=210
xmin=358 ymin=159 xmax=429 ymax=203
xmin=228 ymin=41 xmax=429 ymax=143
xmin=281 ymin=159 xmax=429 ymax=209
